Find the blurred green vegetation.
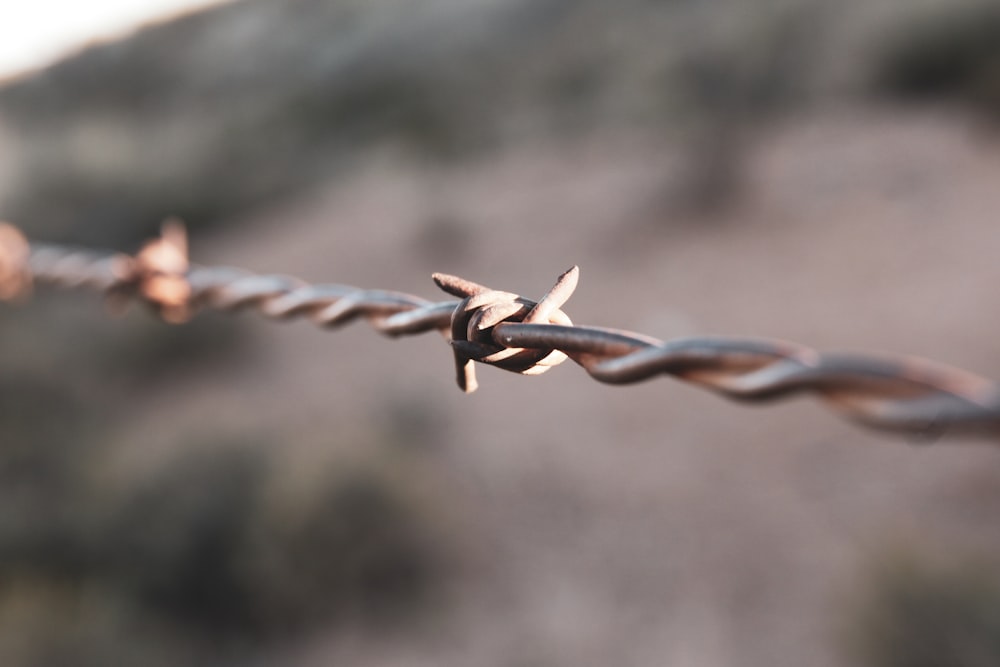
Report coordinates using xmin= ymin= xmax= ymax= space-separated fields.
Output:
xmin=844 ymin=551 xmax=1000 ymax=667
xmin=2 ymin=0 xmax=994 ymax=242
xmin=0 ymin=0 xmax=836 ymax=244
xmin=0 ymin=425 xmax=447 ymax=664
xmin=0 ymin=291 xmax=448 ymax=662
xmin=870 ymin=2 xmax=1000 ymax=117
xmin=101 ymin=440 xmax=439 ymax=637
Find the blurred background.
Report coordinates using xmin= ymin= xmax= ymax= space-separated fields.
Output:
xmin=2 ymin=0 xmax=1000 ymax=665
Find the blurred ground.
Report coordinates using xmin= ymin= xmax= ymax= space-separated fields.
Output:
xmin=2 ymin=1 xmax=1000 ymax=666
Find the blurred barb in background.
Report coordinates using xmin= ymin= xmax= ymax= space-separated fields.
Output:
xmin=2 ymin=0 xmax=1000 ymax=665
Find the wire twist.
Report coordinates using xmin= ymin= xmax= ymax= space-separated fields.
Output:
xmin=3 ymin=221 xmax=1000 ymax=440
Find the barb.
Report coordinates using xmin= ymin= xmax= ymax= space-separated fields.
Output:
xmin=3 ymin=221 xmax=1000 ymax=440
xmin=0 ymin=222 xmax=32 ymax=300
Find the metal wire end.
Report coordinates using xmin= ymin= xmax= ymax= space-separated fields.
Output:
xmin=524 ymin=265 xmax=579 ymax=323
xmin=432 ymin=272 xmax=491 ymax=298
xmin=0 ymin=222 xmax=32 ymax=301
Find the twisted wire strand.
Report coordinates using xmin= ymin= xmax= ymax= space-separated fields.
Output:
xmin=2 ymin=221 xmax=999 ymax=440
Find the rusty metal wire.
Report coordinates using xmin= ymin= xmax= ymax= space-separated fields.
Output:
xmin=2 ymin=221 xmax=1000 ymax=440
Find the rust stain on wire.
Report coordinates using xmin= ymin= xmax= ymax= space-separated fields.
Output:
xmin=3 ymin=221 xmax=1000 ymax=440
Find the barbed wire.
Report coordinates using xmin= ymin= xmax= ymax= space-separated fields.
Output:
xmin=2 ymin=220 xmax=999 ymax=440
